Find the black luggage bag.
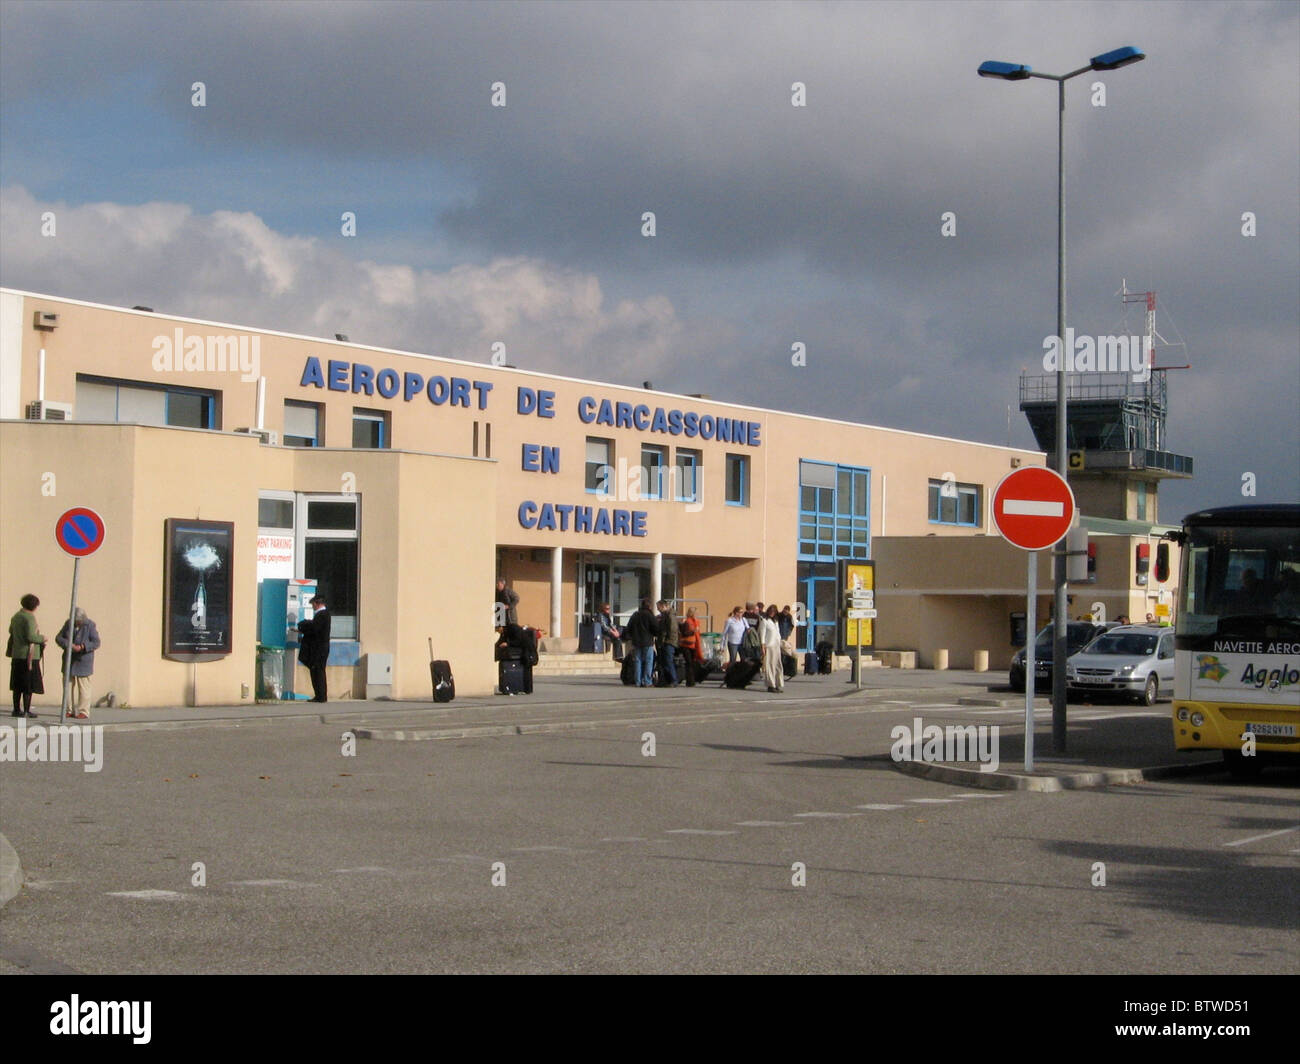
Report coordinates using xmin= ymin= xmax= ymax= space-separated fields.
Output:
xmin=722 ymin=659 xmax=761 ymax=689
xmin=816 ymin=641 xmax=834 ymax=675
xmin=804 ymin=651 xmax=818 ymax=676
xmin=428 ymin=637 xmax=455 ymax=703
xmin=621 ymin=656 xmax=637 ymax=686
xmin=499 ymin=659 xmax=533 ymax=695
xmin=782 ymin=652 xmax=797 ymax=680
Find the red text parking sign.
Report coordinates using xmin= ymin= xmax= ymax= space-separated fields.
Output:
xmin=992 ymin=468 xmax=1075 ymax=551
xmin=55 ymin=507 xmax=106 ymax=557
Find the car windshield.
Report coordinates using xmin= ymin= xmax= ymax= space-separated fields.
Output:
xmin=1034 ymin=623 xmax=1098 ymax=651
xmin=1084 ymin=633 xmax=1158 ymax=656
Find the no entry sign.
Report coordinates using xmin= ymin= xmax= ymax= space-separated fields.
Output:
xmin=992 ymin=467 xmax=1075 ymax=551
xmin=55 ymin=507 xmax=106 ymax=557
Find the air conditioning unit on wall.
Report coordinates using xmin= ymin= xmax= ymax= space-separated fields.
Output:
xmin=26 ymin=400 xmax=72 ymax=420
xmin=234 ymin=427 xmax=279 ymax=445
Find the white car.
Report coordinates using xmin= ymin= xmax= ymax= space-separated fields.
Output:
xmin=1065 ymin=625 xmax=1176 ymax=705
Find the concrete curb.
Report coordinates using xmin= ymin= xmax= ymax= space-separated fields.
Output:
xmin=891 ymin=756 xmax=1223 ymax=792
xmin=354 ymin=702 xmax=883 ymax=741
xmin=0 ymin=832 xmax=22 ymax=908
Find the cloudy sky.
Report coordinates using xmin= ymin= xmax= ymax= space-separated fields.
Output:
xmin=1 ymin=0 xmax=1296 ymax=515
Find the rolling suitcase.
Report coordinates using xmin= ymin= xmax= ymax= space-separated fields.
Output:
xmin=428 ymin=638 xmax=455 ymax=703
xmin=499 ymin=659 xmax=532 ymax=695
xmin=782 ymin=652 xmax=797 ymax=679
xmin=621 ymin=656 xmax=638 ymax=686
xmin=804 ymin=651 xmax=818 ymax=676
xmin=816 ymin=641 xmax=834 ymax=675
xmin=722 ymin=659 xmax=761 ymax=689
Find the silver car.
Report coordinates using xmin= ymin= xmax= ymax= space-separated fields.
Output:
xmin=1065 ymin=625 xmax=1176 ymax=705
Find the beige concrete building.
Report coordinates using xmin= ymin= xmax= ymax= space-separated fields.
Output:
xmin=0 ymin=288 xmax=1180 ymax=705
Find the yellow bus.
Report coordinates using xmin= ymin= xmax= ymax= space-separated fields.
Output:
xmin=1171 ymin=504 xmax=1300 ymax=776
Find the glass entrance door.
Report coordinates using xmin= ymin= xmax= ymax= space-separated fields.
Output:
xmin=582 ymin=561 xmax=611 ymax=621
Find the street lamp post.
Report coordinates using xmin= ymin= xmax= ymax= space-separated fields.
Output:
xmin=978 ymin=46 xmax=1145 ymax=754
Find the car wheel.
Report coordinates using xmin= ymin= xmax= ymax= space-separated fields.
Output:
xmin=1010 ymin=676 xmax=1024 ymax=694
xmin=1224 ymin=750 xmax=1263 ymax=779
xmin=1140 ymin=675 xmax=1159 ymax=706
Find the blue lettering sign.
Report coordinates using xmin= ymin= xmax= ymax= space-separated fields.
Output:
xmin=301 ymin=357 xmax=325 ymax=388
xmin=522 ymin=443 xmax=540 ymax=471
xmin=376 ymin=368 xmax=399 ymax=399
xmin=352 ymin=363 xmax=375 ymax=395
xmin=541 ymin=446 xmax=560 ymax=473
xmin=632 ymin=511 xmax=647 ymax=537
xmin=518 ymin=500 xmax=538 ymax=529
xmin=578 ymin=397 xmax=596 ymax=423
xmin=403 ymin=372 xmax=424 ymax=402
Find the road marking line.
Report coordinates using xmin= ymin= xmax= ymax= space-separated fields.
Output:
xmin=951 ymin=793 xmax=1007 ymax=799
xmin=735 ymin=820 xmax=805 ymax=827
xmin=510 ymin=845 xmax=573 ymax=852
xmin=333 ymin=866 xmax=394 ymax=874
xmin=229 ymin=879 xmax=316 ymax=888
xmin=1004 ymin=498 xmax=1063 ymax=517
xmin=598 ymin=836 xmax=647 ymax=843
xmin=666 ymin=828 xmax=738 ymax=835
xmin=855 ymin=803 xmax=905 ymax=810
xmin=794 ymin=811 xmax=861 ymax=818
xmin=1224 ymin=826 xmax=1300 ymax=848
xmin=105 ymin=889 xmax=186 ymax=899
xmin=908 ymin=798 xmax=960 ymax=804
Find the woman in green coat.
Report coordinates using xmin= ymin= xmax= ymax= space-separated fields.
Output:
xmin=8 ymin=593 xmax=46 ymax=718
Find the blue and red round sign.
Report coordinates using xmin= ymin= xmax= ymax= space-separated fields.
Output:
xmin=55 ymin=507 xmax=106 ymax=557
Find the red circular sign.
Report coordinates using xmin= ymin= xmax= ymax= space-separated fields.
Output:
xmin=992 ymin=467 xmax=1075 ymax=551
xmin=54 ymin=507 xmax=106 ymax=557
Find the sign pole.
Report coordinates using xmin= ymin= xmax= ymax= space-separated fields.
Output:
xmin=1024 ymin=550 xmax=1036 ymax=773
xmin=61 ymin=556 xmax=80 ymax=722
xmin=856 ymin=629 xmax=862 ymax=692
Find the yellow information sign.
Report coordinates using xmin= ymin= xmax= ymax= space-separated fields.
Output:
xmin=844 ymin=561 xmax=874 ymax=649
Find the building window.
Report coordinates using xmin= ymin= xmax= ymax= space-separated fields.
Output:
xmin=799 ymin=460 xmax=869 ymax=560
xmin=299 ymin=494 xmax=359 ymax=639
xmin=641 ymin=444 xmax=667 ymax=500
xmin=675 ymin=449 xmax=700 ymax=503
xmin=284 ymin=400 xmax=322 ymax=447
xmin=75 ymin=375 xmax=218 ymax=429
xmin=1135 ymin=481 xmax=1148 ymax=521
xmin=586 ymin=437 xmax=613 ymax=494
xmin=725 ymin=453 xmax=750 ymax=506
xmin=927 ymin=478 xmax=981 ymax=526
xmin=352 ymin=408 xmax=389 ymax=449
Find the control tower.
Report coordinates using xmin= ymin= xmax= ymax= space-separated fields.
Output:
xmin=1018 ymin=287 xmax=1193 ymax=525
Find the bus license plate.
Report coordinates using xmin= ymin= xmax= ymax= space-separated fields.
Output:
xmin=1244 ymin=723 xmax=1296 ymax=737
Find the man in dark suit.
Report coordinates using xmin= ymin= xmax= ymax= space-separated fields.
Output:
xmin=297 ymin=594 xmax=331 ymax=703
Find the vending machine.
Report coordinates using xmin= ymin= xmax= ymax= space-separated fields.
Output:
xmin=257 ymin=578 xmax=317 ymax=699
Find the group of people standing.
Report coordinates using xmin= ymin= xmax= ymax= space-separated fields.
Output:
xmin=7 ymin=594 xmax=102 ymax=719
xmin=723 ymin=602 xmax=797 ymax=693
xmin=596 ymin=599 xmax=704 ymax=688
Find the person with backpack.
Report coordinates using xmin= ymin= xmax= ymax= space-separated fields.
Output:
xmin=624 ymin=599 xmax=658 ymax=688
xmin=678 ymin=607 xmax=703 ymax=685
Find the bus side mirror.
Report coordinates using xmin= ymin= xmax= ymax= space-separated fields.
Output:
xmin=1155 ymin=542 xmax=1170 ymax=583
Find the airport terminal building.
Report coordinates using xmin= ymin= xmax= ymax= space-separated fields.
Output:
xmin=1 ymin=289 xmax=1177 ymax=705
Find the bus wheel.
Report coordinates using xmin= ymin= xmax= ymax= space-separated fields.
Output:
xmin=1141 ymin=675 xmax=1159 ymax=706
xmin=1224 ymin=751 xmax=1263 ymax=779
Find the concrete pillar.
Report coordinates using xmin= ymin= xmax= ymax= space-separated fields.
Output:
xmin=651 ymin=552 xmax=663 ymax=606
xmin=933 ymin=648 xmax=949 ymax=671
xmin=550 ymin=546 xmax=563 ymax=638
xmin=973 ymin=649 xmax=989 ymax=672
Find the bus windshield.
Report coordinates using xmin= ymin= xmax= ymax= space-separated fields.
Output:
xmin=1180 ymin=523 xmax=1300 ymax=638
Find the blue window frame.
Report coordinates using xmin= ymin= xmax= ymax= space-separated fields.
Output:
xmin=927 ymin=478 xmax=981 ymax=526
xmin=725 ymin=453 xmax=749 ymax=506
xmin=675 ymin=449 xmax=700 ymax=503
xmin=284 ymin=400 xmax=321 ymax=447
xmin=641 ymin=444 xmax=667 ymax=500
xmin=586 ymin=437 xmax=613 ymax=494
xmin=798 ymin=460 xmax=869 ymax=560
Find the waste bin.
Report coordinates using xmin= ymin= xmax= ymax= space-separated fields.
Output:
xmin=255 ymin=645 xmax=284 ymax=701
